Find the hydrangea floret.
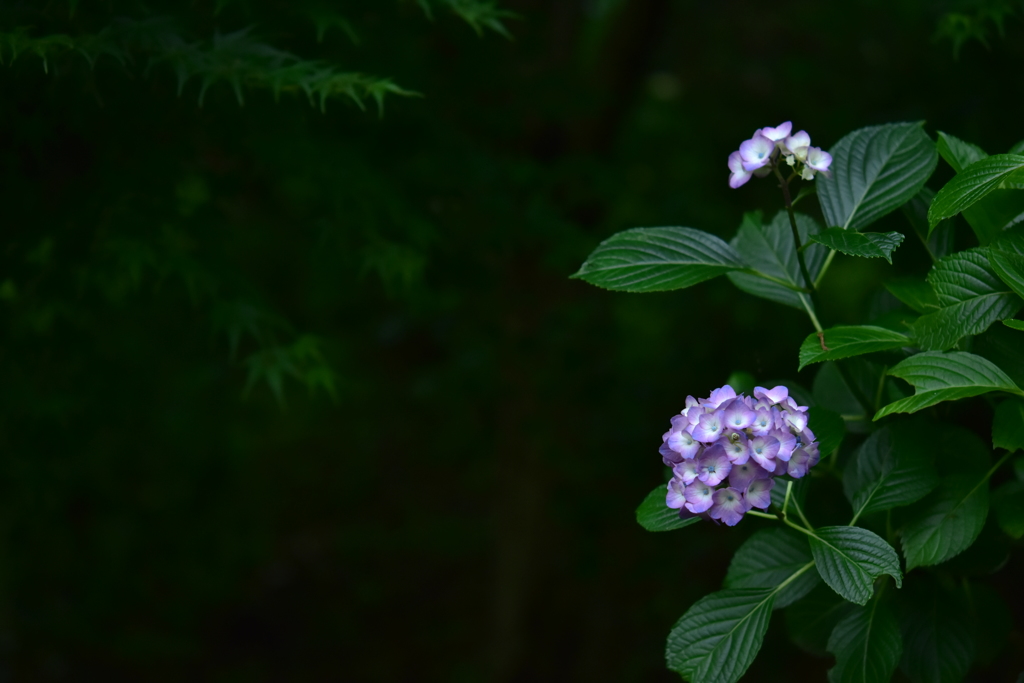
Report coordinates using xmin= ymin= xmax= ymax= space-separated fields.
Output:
xmin=727 ymin=121 xmax=832 ymax=188
xmin=661 ymin=384 xmax=819 ymax=526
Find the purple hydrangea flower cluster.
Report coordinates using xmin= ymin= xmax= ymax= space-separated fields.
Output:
xmin=727 ymin=121 xmax=833 ymax=189
xmin=660 ymin=385 xmax=820 ymax=526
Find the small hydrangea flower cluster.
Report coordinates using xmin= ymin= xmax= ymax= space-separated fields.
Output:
xmin=660 ymin=385 xmax=820 ymax=526
xmin=727 ymin=121 xmax=833 ymax=189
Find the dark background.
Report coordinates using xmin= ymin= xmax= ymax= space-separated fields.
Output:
xmin=1 ymin=1 xmax=1022 ymax=680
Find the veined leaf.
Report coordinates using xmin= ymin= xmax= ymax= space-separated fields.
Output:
xmin=874 ymin=351 xmax=1024 ymax=419
xmin=808 ymin=526 xmax=902 ymax=606
xmin=817 ymin=122 xmax=937 ymax=232
xmin=827 ymin=601 xmax=903 ymax=683
xmin=572 ymin=226 xmax=746 ymax=292
xmin=993 ymin=397 xmax=1024 ymax=453
xmin=928 ymin=154 xmax=1024 ymax=229
xmin=993 ymin=481 xmax=1024 ymax=539
xmin=799 ymin=325 xmax=912 ymax=370
xmin=808 ymin=405 xmax=845 ymax=456
xmin=912 ymin=248 xmax=1022 ymax=351
xmin=936 ymin=131 xmax=987 ymax=174
xmin=989 ymin=249 xmax=1024 ymax=300
xmin=885 ymin=277 xmax=940 ymax=314
xmin=896 ymin=578 xmax=976 ymax=683
xmin=902 ymin=472 xmax=990 ymax=570
xmin=724 ymin=528 xmax=819 ymax=608
xmin=726 ymin=211 xmax=825 ymax=310
xmin=1003 ymin=319 xmax=1024 ymax=331
xmin=902 ymin=188 xmax=954 ymax=261
xmin=963 ymin=191 xmax=1024 ymax=246
xmin=843 ymin=424 xmax=938 ymax=520
xmin=809 ymin=228 xmax=905 ymax=263
xmin=785 ymin=584 xmax=855 ymax=656
xmin=665 ymin=587 xmax=778 ymax=683
xmin=636 ymin=486 xmax=700 ymax=532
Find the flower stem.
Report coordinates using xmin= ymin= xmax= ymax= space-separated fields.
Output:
xmin=773 ymin=164 xmax=815 ymax=293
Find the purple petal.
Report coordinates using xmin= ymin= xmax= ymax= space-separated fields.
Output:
xmin=727 ymin=460 xmax=770 ymax=490
xmin=705 ymin=386 xmax=737 ymax=409
xmin=667 ymin=426 xmax=701 ymax=459
xmin=754 ymin=385 xmax=789 ymax=405
xmin=750 ymin=409 xmax=773 ymax=436
xmin=684 ymin=482 xmax=716 ymax=513
xmin=722 ymin=431 xmax=750 ymax=465
xmin=787 ymin=447 xmax=820 ymax=478
xmin=774 ymin=429 xmax=797 ymax=462
xmin=760 ymin=121 xmax=792 ymax=141
xmin=784 ymin=410 xmax=808 ymax=433
xmin=673 ymin=459 xmax=701 ymax=485
xmin=667 ymin=479 xmax=687 ymax=509
xmin=744 ymin=478 xmax=774 ymax=509
xmin=806 ymin=147 xmax=832 ymax=172
xmin=723 ymin=400 xmax=756 ymax=430
xmin=698 ymin=443 xmax=733 ymax=486
xmin=692 ymin=409 xmax=726 ymax=442
xmin=783 ymin=130 xmax=810 ymax=159
xmin=660 ymin=440 xmax=683 ymax=466
xmin=729 ymin=169 xmax=753 ymax=189
xmin=708 ymin=487 xmax=751 ymax=526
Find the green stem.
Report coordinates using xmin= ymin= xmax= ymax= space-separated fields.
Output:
xmin=799 ymin=293 xmax=824 ymax=333
xmin=789 ymin=493 xmax=815 ymax=531
xmin=743 ymin=268 xmax=812 ymax=293
xmin=814 ymin=249 xmax=837 ymax=288
xmin=746 ymin=510 xmax=779 ymax=520
xmin=782 ymin=479 xmax=793 ymax=516
xmin=773 ymin=164 xmax=815 ymax=293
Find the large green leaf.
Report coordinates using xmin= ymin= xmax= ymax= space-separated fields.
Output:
xmin=809 ymin=228 xmax=905 ymax=263
xmin=843 ymin=424 xmax=938 ymax=519
xmin=962 ymin=190 xmax=1024 ymax=246
xmin=896 ymin=578 xmax=976 ymax=683
xmin=636 ymin=486 xmax=700 ymax=532
xmin=827 ymin=601 xmax=903 ymax=683
xmin=928 ymin=154 xmax=1024 ymax=229
xmin=785 ymin=584 xmax=855 ymax=656
xmin=808 ymin=405 xmax=845 ymax=456
xmin=798 ymin=325 xmax=912 ymax=370
xmin=989 ymin=248 xmax=1024 ymax=300
xmin=902 ymin=472 xmax=990 ymax=570
xmin=874 ymin=351 xmax=1024 ymax=419
xmin=993 ymin=397 xmax=1024 ymax=453
xmin=912 ymin=248 xmax=1022 ymax=351
xmin=993 ymin=481 xmax=1024 ymax=539
xmin=808 ymin=526 xmax=902 ymax=605
xmin=817 ymin=122 xmax=938 ymax=231
xmin=884 ymin=277 xmax=940 ymax=314
xmin=665 ymin=587 xmax=778 ymax=683
xmin=902 ymin=188 xmax=954 ymax=261
xmin=724 ymin=528 xmax=819 ymax=608
xmin=936 ymin=131 xmax=987 ymax=173
xmin=726 ymin=211 xmax=825 ymax=310
xmin=1004 ymin=319 xmax=1024 ymax=331
xmin=571 ymin=226 xmax=746 ymax=292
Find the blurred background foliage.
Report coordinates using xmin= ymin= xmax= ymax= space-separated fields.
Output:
xmin=1 ymin=0 xmax=1023 ymax=680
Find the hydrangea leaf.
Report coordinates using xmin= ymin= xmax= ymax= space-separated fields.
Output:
xmin=726 ymin=211 xmax=826 ymax=310
xmin=817 ymin=122 xmax=937 ymax=232
xmin=901 ymin=472 xmax=990 ymax=571
xmin=874 ymin=351 xmax=1024 ymax=419
xmin=827 ymin=601 xmax=903 ymax=683
xmin=885 ymin=277 xmax=940 ymax=314
xmin=636 ymin=486 xmax=700 ymax=532
xmin=666 ymin=581 xmax=808 ymax=683
xmin=896 ymin=578 xmax=976 ymax=683
xmin=809 ymin=228 xmax=905 ymax=263
xmin=928 ymin=154 xmax=1024 ymax=229
xmin=808 ymin=526 xmax=902 ymax=606
xmin=724 ymin=529 xmax=819 ymax=609
xmin=1004 ymin=319 xmax=1024 ymax=331
xmin=988 ymin=249 xmax=1024 ymax=300
xmin=962 ymin=191 xmax=1024 ymax=246
xmin=571 ymin=227 xmax=747 ymax=292
xmin=993 ymin=481 xmax=1024 ymax=539
xmin=912 ymin=248 xmax=1022 ymax=351
xmin=808 ymin=405 xmax=845 ymax=456
xmin=843 ymin=424 xmax=938 ymax=520
xmin=784 ymin=584 xmax=855 ymax=656
xmin=798 ymin=325 xmax=912 ymax=370
xmin=902 ymin=187 xmax=955 ymax=261
xmin=993 ymin=398 xmax=1024 ymax=452
xmin=936 ymin=131 xmax=987 ymax=173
